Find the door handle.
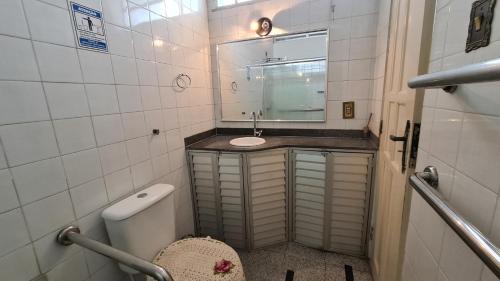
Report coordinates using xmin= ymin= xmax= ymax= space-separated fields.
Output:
xmin=389 ymin=120 xmax=411 ymax=173
xmin=389 ymin=135 xmax=408 ymax=142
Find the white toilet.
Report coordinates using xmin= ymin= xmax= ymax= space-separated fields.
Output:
xmin=102 ymin=184 xmax=245 ymax=281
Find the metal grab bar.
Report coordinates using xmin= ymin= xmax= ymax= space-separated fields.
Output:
xmin=407 ymin=58 xmax=500 ymax=93
xmin=409 ymin=173 xmax=500 ymax=278
xmin=57 ymin=226 xmax=174 ymax=281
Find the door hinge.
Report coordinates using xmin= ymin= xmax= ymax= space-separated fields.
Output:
xmin=370 ymin=226 xmax=374 ymax=240
xmin=379 ymin=120 xmax=383 ymax=135
xmin=409 ymin=123 xmax=421 ymax=169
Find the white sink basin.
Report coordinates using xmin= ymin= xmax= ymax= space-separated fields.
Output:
xmin=230 ymin=137 xmax=266 ymax=147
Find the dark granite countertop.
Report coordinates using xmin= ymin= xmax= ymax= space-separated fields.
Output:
xmin=186 ymin=134 xmax=378 ymax=152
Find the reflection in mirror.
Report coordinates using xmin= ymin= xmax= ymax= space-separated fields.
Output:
xmin=217 ymin=30 xmax=328 ymax=122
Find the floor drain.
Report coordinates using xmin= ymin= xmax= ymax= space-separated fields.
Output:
xmin=285 ymin=269 xmax=294 ymax=281
xmin=345 ymin=265 xmax=354 ymax=281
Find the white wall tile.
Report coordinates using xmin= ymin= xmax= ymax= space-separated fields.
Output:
xmin=106 ymin=24 xmax=134 ymax=58
xmin=122 ymin=112 xmax=147 ymax=139
xmin=131 ymin=160 xmax=154 ymax=188
xmin=85 ymin=84 xmax=120 ymax=116
xmin=132 ymin=32 xmax=155 ymax=61
xmin=78 ymin=51 xmax=115 ymax=84
xmin=44 ymin=83 xmax=90 ymax=119
xmin=92 ymin=114 xmax=125 ymax=146
xmin=348 ymin=59 xmax=374 ymax=80
xmin=45 ymin=251 xmax=89 ymax=281
xmin=126 ymin=136 xmax=150 ymax=164
xmin=168 ymin=148 xmax=185 ymax=170
xmin=33 ymin=230 xmax=80 ymax=273
xmin=350 ymin=14 xmax=377 ymax=38
xmin=0 ymin=245 xmax=39 ymax=281
xmin=23 ymin=0 xmax=75 ymax=47
xmin=450 ymin=172 xmax=496 ymax=234
xmin=429 ymin=109 xmax=463 ymax=166
xmin=160 ymin=86 xmax=177 ymax=108
xmin=62 ymin=148 xmax=102 ymax=187
xmin=70 ymin=178 xmax=108 ymax=218
xmin=0 ymin=208 xmax=31 ymax=257
xmin=409 ymin=192 xmax=445 ymax=260
xmin=34 ymin=42 xmax=83 ymax=83
xmin=144 ymin=110 xmax=165 ymax=133
xmin=0 ymin=36 xmax=40 ymax=81
xmin=136 ymin=60 xmax=159 ymax=86
xmin=0 ymin=170 xmax=19 ymax=213
xmin=111 ymin=55 xmax=139 ymax=85
xmin=140 ymin=86 xmax=162 ymax=110
xmin=456 ymin=114 xmax=500 ymax=194
xmin=129 ymin=3 xmax=152 ymax=35
xmin=116 ymin=85 xmax=143 ymax=112
xmin=439 ymin=227 xmax=483 ymax=281
xmin=0 ymin=121 xmax=59 ymax=166
xmin=0 ymin=0 xmax=213 ymax=279
xmin=104 ymin=168 xmax=133 ymax=202
xmin=23 ymin=191 xmax=75 ymax=239
xmin=0 ymin=81 xmax=49 ymax=125
xmin=152 ymin=152 xmax=170 ymax=178
xmin=101 ymin=0 xmax=130 ymax=28
xmin=98 ymin=142 xmax=129 ymax=175
xmin=11 ymin=157 xmax=67 ymax=205
xmin=89 ymin=262 xmax=124 ymax=281
xmin=404 ymin=224 xmax=439 ymax=281
xmin=54 ymin=117 xmax=96 ymax=155
xmin=0 ymin=0 xmax=30 ymax=38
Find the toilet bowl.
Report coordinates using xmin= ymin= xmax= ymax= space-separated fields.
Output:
xmin=102 ymin=184 xmax=245 ymax=281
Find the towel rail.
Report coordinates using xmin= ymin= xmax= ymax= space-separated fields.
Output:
xmin=407 ymin=58 xmax=500 ymax=93
xmin=409 ymin=170 xmax=500 ymax=278
xmin=57 ymin=226 xmax=174 ymax=281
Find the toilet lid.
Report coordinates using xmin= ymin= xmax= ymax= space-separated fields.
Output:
xmin=148 ymin=237 xmax=245 ymax=281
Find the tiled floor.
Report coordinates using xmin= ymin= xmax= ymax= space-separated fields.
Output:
xmin=237 ymin=243 xmax=373 ymax=281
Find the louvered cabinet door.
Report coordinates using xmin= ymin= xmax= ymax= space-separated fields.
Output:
xmin=246 ymin=149 xmax=288 ymax=249
xmin=218 ymin=153 xmax=246 ymax=249
xmin=291 ymin=150 xmax=327 ymax=249
xmin=189 ymin=151 xmax=222 ymax=239
xmin=327 ymin=152 xmax=373 ymax=256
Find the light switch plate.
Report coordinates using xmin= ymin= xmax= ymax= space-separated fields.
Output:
xmin=466 ymin=0 xmax=496 ymax=52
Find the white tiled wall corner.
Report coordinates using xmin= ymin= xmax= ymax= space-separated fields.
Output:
xmin=402 ymin=1 xmax=500 ymax=281
xmin=0 ymin=0 xmax=213 ymax=280
xmin=209 ymin=0 xmax=383 ymax=131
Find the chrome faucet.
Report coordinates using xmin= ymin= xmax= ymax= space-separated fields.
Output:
xmin=251 ymin=111 xmax=263 ymax=137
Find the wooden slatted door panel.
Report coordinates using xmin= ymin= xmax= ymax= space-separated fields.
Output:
xmin=189 ymin=152 xmax=222 ymax=239
xmin=327 ymin=152 xmax=373 ymax=256
xmin=219 ymin=153 xmax=246 ymax=249
xmin=292 ymin=150 xmax=327 ymax=249
xmin=247 ymin=150 xmax=288 ymax=249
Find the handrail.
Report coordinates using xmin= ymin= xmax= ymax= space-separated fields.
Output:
xmin=57 ymin=226 xmax=174 ymax=281
xmin=407 ymin=58 xmax=500 ymax=93
xmin=409 ymin=173 xmax=500 ymax=278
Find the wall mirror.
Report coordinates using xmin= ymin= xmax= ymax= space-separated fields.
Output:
xmin=217 ymin=29 xmax=328 ymax=122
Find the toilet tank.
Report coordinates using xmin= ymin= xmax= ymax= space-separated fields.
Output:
xmin=102 ymin=184 xmax=176 ymax=274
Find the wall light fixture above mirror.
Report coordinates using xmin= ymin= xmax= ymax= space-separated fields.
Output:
xmin=217 ymin=29 xmax=329 ymax=122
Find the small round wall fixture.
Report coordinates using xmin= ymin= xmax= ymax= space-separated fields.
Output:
xmin=256 ymin=17 xmax=272 ymax=36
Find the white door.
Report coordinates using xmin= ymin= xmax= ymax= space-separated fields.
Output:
xmin=371 ymin=0 xmax=435 ymax=280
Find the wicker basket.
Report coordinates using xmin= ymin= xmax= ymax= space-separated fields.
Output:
xmin=147 ymin=237 xmax=245 ymax=281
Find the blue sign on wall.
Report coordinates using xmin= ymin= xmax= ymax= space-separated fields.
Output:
xmin=69 ymin=1 xmax=108 ymax=52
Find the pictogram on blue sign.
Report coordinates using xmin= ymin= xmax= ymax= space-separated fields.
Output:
xmin=69 ymin=1 xmax=108 ymax=52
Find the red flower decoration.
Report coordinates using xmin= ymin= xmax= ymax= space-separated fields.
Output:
xmin=214 ymin=259 xmax=234 ymax=274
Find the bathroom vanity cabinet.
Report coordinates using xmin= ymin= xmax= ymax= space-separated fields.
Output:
xmin=291 ymin=150 xmax=373 ymax=256
xmin=187 ymin=147 xmax=374 ymax=257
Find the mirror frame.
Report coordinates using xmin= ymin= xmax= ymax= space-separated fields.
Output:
xmin=216 ymin=28 xmax=330 ymax=123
